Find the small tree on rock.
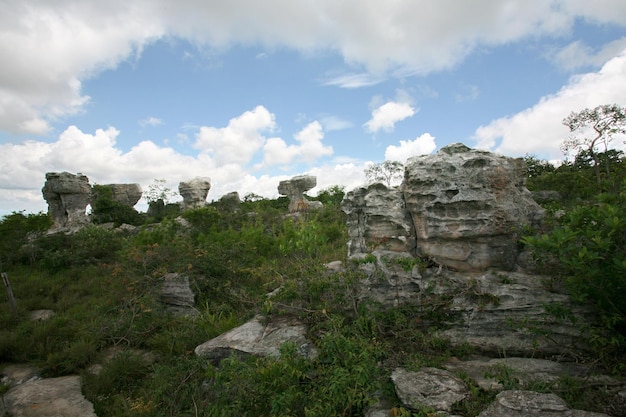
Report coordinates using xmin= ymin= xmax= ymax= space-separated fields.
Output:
xmin=562 ymin=104 xmax=626 ymax=184
xmin=364 ymin=160 xmax=404 ymax=186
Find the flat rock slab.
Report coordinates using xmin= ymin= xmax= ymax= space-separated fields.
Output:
xmin=478 ymin=390 xmax=611 ymax=417
xmin=391 ymin=367 xmax=469 ymax=412
xmin=195 ymin=314 xmax=317 ymax=363
xmin=3 ymin=375 xmax=96 ymax=417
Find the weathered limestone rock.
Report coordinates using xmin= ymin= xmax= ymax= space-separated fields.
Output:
xmin=178 ymin=177 xmax=211 ymax=210
xmin=403 ymin=143 xmax=544 ymax=271
xmin=195 ymin=314 xmax=317 ymax=363
xmin=42 ymin=172 xmax=91 ymax=230
xmin=100 ymin=183 xmax=142 ymax=207
xmin=278 ymin=175 xmax=323 ymax=213
xmin=391 ymin=367 xmax=469 ymax=412
xmin=219 ymin=191 xmax=241 ymax=211
xmin=160 ymin=273 xmax=196 ymax=316
xmin=3 ymin=375 xmax=96 ymax=417
xmin=478 ymin=390 xmax=611 ymax=417
xmin=342 ymin=183 xmax=415 ymax=257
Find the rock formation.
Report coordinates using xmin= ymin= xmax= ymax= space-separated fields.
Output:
xmin=160 ymin=273 xmax=197 ymax=316
xmin=278 ymin=175 xmax=323 ymax=213
xmin=42 ymin=172 xmax=91 ymax=230
xmin=195 ymin=315 xmax=318 ymax=364
xmin=219 ymin=191 xmax=241 ymax=211
xmin=343 ymin=143 xmax=544 ymax=272
xmin=178 ymin=177 xmax=211 ymax=210
xmin=100 ymin=183 xmax=143 ymax=207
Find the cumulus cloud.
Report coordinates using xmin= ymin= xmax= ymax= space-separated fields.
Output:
xmin=139 ymin=117 xmax=164 ymax=127
xmin=4 ymin=1 xmax=626 ymax=134
xmin=194 ymin=105 xmax=276 ymax=165
xmin=384 ymin=133 xmax=437 ymax=162
xmin=261 ymin=121 xmax=333 ymax=167
xmin=473 ymin=48 xmax=626 ymax=159
xmin=364 ymin=102 xmax=416 ymax=133
xmin=550 ymin=38 xmax=626 ymax=71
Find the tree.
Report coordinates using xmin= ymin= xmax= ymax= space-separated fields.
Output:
xmin=364 ymin=160 xmax=404 ymax=186
xmin=144 ymin=179 xmax=177 ymax=205
xmin=562 ymin=104 xmax=626 ymax=184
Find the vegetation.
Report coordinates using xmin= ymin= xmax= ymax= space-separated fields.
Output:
xmin=2 ymin=114 xmax=626 ymax=415
xmin=364 ymin=160 xmax=404 ymax=186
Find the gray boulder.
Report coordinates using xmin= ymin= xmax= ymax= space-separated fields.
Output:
xmin=278 ymin=175 xmax=323 ymax=213
xmin=160 ymin=273 xmax=196 ymax=316
xmin=391 ymin=367 xmax=469 ymax=412
xmin=219 ymin=191 xmax=241 ymax=211
xmin=2 ymin=375 xmax=96 ymax=417
xmin=178 ymin=177 xmax=211 ymax=210
xmin=403 ymin=143 xmax=544 ymax=271
xmin=478 ymin=390 xmax=611 ymax=417
xmin=42 ymin=172 xmax=91 ymax=230
xmin=98 ymin=183 xmax=142 ymax=207
xmin=195 ymin=314 xmax=317 ymax=363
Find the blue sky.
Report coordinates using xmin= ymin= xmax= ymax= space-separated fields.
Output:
xmin=1 ymin=1 xmax=626 ymax=215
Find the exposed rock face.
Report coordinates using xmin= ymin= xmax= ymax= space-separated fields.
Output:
xmin=42 ymin=172 xmax=91 ymax=230
xmin=403 ymin=143 xmax=544 ymax=271
xmin=2 ymin=374 xmax=97 ymax=417
xmin=478 ymin=390 xmax=611 ymax=417
xmin=101 ymin=183 xmax=143 ymax=207
xmin=278 ymin=175 xmax=323 ymax=213
xmin=391 ymin=367 xmax=469 ymax=412
xmin=342 ymin=144 xmax=544 ymax=272
xmin=160 ymin=273 xmax=196 ymax=316
xmin=195 ymin=315 xmax=318 ymax=364
xmin=342 ymin=183 xmax=415 ymax=257
xmin=178 ymin=177 xmax=211 ymax=210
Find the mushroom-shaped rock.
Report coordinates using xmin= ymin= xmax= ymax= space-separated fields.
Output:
xmin=278 ymin=175 xmax=322 ymax=213
xmin=219 ymin=191 xmax=241 ymax=211
xmin=178 ymin=177 xmax=211 ymax=210
xmin=42 ymin=172 xmax=91 ymax=230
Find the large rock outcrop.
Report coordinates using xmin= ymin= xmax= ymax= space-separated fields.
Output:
xmin=342 ymin=143 xmax=544 ymax=272
xmin=178 ymin=177 xmax=211 ymax=210
xmin=278 ymin=175 xmax=323 ymax=213
xmin=403 ymin=143 xmax=544 ymax=271
xmin=42 ymin=172 xmax=91 ymax=230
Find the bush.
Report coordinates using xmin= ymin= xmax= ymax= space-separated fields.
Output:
xmin=523 ymin=183 xmax=626 ymax=355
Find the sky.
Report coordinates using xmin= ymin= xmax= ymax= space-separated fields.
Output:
xmin=2 ymin=0 xmax=626 ymax=215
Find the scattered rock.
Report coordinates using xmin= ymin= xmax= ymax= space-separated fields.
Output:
xmin=160 ymin=273 xmax=197 ymax=316
xmin=478 ymin=390 xmax=611 ymax=417
xmin=391 ymin=367 xmax=469 ymax=412
xmin=178 ymin=177 xmax=211 ymax=210
xmin=278 ymin=175 xmax=323 ymax=213
xmin=195 ymin=314 xmax=317 ymax=363
xmin=42 ymin=172 xmax=91 ymax=230
xmin=3 ymin=375 xmax=96 ymax=417
xmin=28 ymin=310 xmax=54 ymax=321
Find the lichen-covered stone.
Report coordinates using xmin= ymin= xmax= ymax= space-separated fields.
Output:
xmin=42 ymin=172 xmax=91 ymax=230
xmin=178 ymin=177 xmax=211 ymax=210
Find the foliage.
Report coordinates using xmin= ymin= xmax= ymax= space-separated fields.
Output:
xmin=144 ymin=179 xmax=177 ymax=205
xmin=522 ymin=183 xmax=626 ymax=356
xmin=90 ymin=184 xmax=143 ymax=226
xmin=562 ymin=104 xmax=626 ymax=184
xmin=311 ymin=185 xmax=346 ymax=206
xmin=0 ymin=211 xmax=51 ymax=268
xmin=364 ymin=160 xmax=404 ymax=186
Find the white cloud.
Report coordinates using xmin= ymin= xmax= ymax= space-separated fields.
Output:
xmin=261 ymin=121 xmax=333 ymax=167
xmin=194 ymin=105 xmax=276 ymax=165
xmin=139 ymin=116 xmax=164 ymax=127
xmin=319 ymin=116 xmax=354 ymax=131
xmin=550 ymin=38 xmax=626 ymax=71
xmin=3 ymin=1 xmax=626 ymax=134
xmin=364 ymin=101 xmax=415 ymax=133
xmin=473 ymin=48 xmax=626 ymax=159
xmin=322 ymin=72 xmax=385 ymax=88
xmin=384 ymin=133 xmax=437 ymax=162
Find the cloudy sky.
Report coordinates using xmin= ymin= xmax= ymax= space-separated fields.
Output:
xmin=2 ymin=0 xmax=626 ymax=215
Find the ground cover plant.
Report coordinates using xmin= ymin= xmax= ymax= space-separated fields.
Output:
xmin=1 ymin=157 xmax=625 ymax=416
